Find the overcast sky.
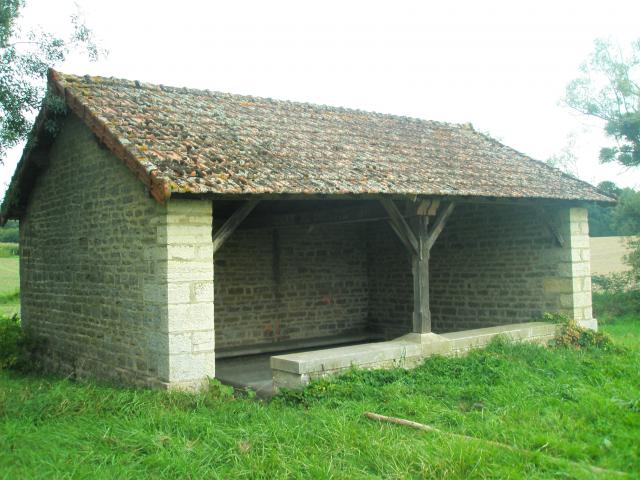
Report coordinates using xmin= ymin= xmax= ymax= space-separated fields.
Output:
xmin=3 ymin=0 xmax=639 ymax=193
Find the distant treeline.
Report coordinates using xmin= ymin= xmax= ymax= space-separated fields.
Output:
xmin=588 ymin=183 xmax=640 ymax=237
xmin=0 ymin=220 xmax=18 ymax=243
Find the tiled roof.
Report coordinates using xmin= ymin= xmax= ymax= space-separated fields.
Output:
xmin=6 ymin=69 xmax=615 ymax=211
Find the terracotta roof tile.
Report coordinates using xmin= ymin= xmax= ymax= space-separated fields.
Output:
xmin=11 ymin=70 xmax=617 ymax=207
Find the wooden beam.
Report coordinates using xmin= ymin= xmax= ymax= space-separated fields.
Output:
xmin=415 ymin=200 xmax=431 ymax=216
xmin=412 ymin=215 xmax=431 ymax=333
xmin=427 ymin=200 xmax=440 ymax=216
xmin=236 ymin=203 xmax=387 ymax=230
xmin=380 ymin=198 xmax=419 ymax=256
xmin=212 ymin=200 xmax=260 ymax=254
xmin=535 ymin=207 xmax=565 ymax=247
xmin=426 ymin=202 xmax=456 ymax=250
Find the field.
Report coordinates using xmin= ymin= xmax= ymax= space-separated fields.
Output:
xmin=1 ymin=313 xmax=638 ymax=479
xmin=0 ymin=246 xmax=19 ymax=317
xmin=590 ymin=236 xmax=636 ymax=276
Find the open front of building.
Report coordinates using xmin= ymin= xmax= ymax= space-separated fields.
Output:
xmin=1 ymin=70 xmax=610 ymax=392
xmin=215 ymin=199 xmax=594 ymax=347
xmin=211 ymin=198 xmax=594 ymax=393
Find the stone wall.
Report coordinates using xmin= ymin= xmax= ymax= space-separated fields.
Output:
xmin=366 ymin=221 xmax=413 ymax=339
xmin=20 ymin=114 xmax=215 ymax=389
xmin=214 ymin=223 xmax=370 ymax=348
xmin=367 ymin=204 xmax=593 ymax=336
xmin=21 ymin=115 xmax=164 ymax=386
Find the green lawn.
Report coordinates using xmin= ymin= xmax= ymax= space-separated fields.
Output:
xmin=1 ymin=315 xmax=638 ymax=479
xmin=0 ymin=255 xmax=19 ymax=317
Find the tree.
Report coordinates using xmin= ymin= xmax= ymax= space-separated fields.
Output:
xmin=0 ymin=218 xmax=18 ymax=242
xmin=565 ymin=38 xmax=640 ymax=167
xmin=0 ymin=0 xmax=103 ymax=160
xmin=584 ymin=181 xmax=640 ymax=237
xmin=612 ymin=188 xmax=640 ymax=235
xmin=546 ymin=133 xmax=580 ymax=178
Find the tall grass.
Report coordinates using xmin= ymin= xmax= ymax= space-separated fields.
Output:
xmin=1 ymin=316 xmax=638 ymax=479
xmin=592 ymin=272 xmax=640 ymax=322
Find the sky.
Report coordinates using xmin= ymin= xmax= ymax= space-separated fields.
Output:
xmin=3 ymin=0 xmax=640 ymax=194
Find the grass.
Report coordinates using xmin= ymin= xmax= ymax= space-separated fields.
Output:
xmin=0 ymin=243 xmax=18 ymax=258
xmin=0 ymin=254 xmax=19 ymax=317
xmin=1 ymin=315 xmax=638 ymax=479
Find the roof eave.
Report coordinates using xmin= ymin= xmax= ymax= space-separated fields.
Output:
xmin=0 ymin=102 xmax=63 ymax=225
xmin=170 ymin=190 xmax=616 ymax=206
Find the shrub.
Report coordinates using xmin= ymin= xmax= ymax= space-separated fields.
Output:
xmin=591 ymin=265 xmax=640 ymax=319
xmin=0 ymin=315 xmax=41 ymax=371
xmin=553 ymin=318 xmax=616 ymax=351
xmin=592 ymin=272 xmax=635 ymax=293
xmin=593 ymin=289 xmax=640 ymax=318
xmin=0 ymin=315 xmax=25 ymax=369
xmin=205 ymin=378 xmax=235 ymax=400
xmin=540 ymin=312 xmax=572 ymax=324
xmin=0 ymin=290 xmax=19 ymax=305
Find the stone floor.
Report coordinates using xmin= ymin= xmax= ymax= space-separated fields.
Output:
xmin=216 ymin=353 xmax=275 ymax=398
xmin=216 ymin=338 xmax=378 ymax=398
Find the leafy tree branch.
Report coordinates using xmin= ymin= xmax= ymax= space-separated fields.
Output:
xmin=0 ymin=0 xmax=105 ymax=160
xmin=565 ymin=38 xmax=640 ymax=167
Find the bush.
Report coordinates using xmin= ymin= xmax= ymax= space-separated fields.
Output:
xmin=592 ymin=271 xmax=635 ymax=293
xmin=0 ymin=315 xmax=40 ymax=371
xmin=553 ymin=318 xmax=616 ymax=351
xmin=591 ymin=270 xmax=640 ymax=319
xmin=593 ymin=289 xmax=640 ymax=318
xmin=0 ymin=315 xmax=25 ymax=369
xmin=626 ymin=237 xmax=640 ymax=284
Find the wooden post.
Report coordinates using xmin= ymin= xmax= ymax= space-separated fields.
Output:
xmin=378 ymin=199 xmax=456 ymax=334
xmin=412 ymin=213 xmax=431 ymax=333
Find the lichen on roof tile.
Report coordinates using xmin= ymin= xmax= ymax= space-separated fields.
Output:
xmin=47 ymin=70 xmax=614 ymax=202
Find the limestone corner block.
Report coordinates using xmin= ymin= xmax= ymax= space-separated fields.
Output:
xmin=148 ymin=198 xmax=216 ymax=389
xmin=545 ymin=207 xmax=594 ymax=325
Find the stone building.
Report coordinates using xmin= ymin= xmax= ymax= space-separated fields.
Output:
xmin=1 ymin=70 xmax=613 ymax=391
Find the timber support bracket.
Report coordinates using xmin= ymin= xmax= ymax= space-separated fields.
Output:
xmin=379 ymin=198 xmax=456 ymax=334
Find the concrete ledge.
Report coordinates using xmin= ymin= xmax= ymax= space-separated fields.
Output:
xmin=270 ymin=340 xmax=423 ymax=375
xmin=271 ymin=322 xmax=560 ymax=391
xmin=441 ymin=322 xmax=559 ymax=354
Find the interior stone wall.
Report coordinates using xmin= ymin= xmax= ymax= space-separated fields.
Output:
xmin=215 ymin=203 xmax=591 ymax=346
xmin=367 ymin=204 xmax=585 ymax=336
xmin=214 ymin=222 xmax=370 ymax=349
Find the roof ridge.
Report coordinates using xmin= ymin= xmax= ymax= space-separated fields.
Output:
xmin=52 ymin=69 xmax=464 ymax=130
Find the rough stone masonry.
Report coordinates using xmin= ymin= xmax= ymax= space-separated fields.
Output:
xmin=20 ymin=115 xmax=215 ymax=389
